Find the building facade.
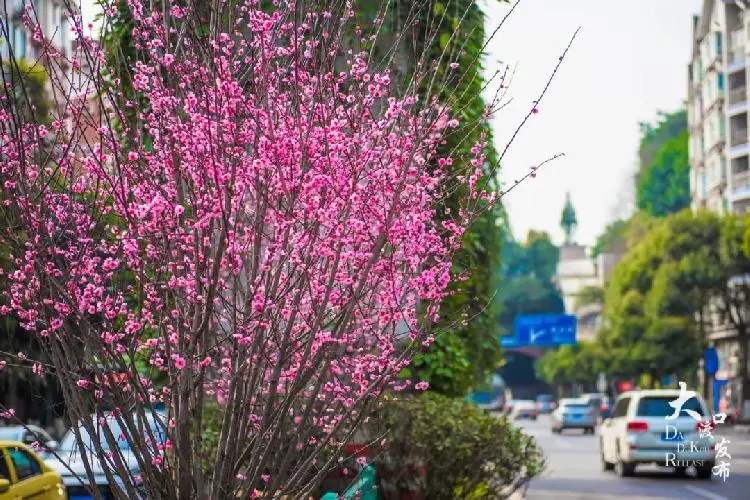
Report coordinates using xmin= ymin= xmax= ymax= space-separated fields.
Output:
xmin=1 ymin=1 xmax=73 ymax=61
xmin=555 ymin=244 xmax=624 ymax=342
xmin=689 ymin=0 xmax=750 ymax=417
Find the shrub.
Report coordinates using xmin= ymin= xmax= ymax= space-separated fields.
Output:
xmin=373 ymin=393 xmax=545 ymax=499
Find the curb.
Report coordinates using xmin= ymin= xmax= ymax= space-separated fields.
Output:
xmin=732 ymin=424 xmax=750 ymax=433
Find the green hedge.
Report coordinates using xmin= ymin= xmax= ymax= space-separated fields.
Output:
xmin=374 ymin=393 xmax=545 ymax=499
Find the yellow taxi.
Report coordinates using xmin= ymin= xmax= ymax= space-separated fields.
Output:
xmin=0 ymin=441 xmax=66 ymax=499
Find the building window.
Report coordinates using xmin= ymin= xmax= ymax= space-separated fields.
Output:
xmin=716 ymin=32 xmax=723 ymax=58
xmin=718 ymin=73 xmax=725 ymax=91
xmin=61 ymin=17 xmax=68 ymax=51
xmin=53 ymin=5 xmax=62 ymax=48
xmin=702 ymin=173 xmax=708 ymax=198
xmin=12 ymin=24 xmax=26 ymax=59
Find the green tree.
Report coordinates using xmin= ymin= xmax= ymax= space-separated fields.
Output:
xmin=636 ymin=130 xmax=690 ymax=216
xmin=637 ymin=110 xmax=687 ymax=179
xmin=407 ymin=0 xmax=506 ymax=396
xmin=573 ymin=285 xmax=604 ymax=311
xmin=560 ymin=192 xmax=577 ymax=244
xmin=600 ymin=210 xmax=750 ymax=390
xmin=537 ymin=341 xmax=602 ymax=386
xmin=497 ymin=231 xmax=564 ymax=334
xmin=591 ymin=219 xmax=629 ymax=258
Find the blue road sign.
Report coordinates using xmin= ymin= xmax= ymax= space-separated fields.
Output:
xmin=501 ymin=314 xmax=577 ymax=347
xmin=704 ymin=347 xmax=719 ymax=376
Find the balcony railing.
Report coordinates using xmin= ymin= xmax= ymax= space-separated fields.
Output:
xmin=732 ymin=170 xmax=750 ymax=190
xmin=729 ymin=86 xmax=748 ymax=106
xmin=731 ymin=126 xmax=748 ymax=146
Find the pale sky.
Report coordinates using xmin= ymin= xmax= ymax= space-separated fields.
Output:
xmin=484 ymin=0 xmax=702 ymax=246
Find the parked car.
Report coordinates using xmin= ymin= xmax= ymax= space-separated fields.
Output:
xmin=0 ymin=440 xmax=66 ymax=499
xmin=580 ymin=392 xmax=604 ymax=412
xmin=550 ymin=398 xmax=595 ymax=434
xmin=599 ymin=389 xmax=715 ymax=478
xmin=45 ymin=412 xmax=166 ymax=499
xmin=535 ymin=394 xmax=556 ymax=414
xmin=511 ymin=400 xmax=537 ymax=420
xmin=0 ymin=426 xmax=58 ymax=459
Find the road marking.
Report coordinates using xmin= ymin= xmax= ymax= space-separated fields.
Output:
xmin=684 ymin=485 xmax=729 ymax=500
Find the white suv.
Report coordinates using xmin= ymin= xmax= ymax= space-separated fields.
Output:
xmin=599 ymin=389 xmax=715 ymax=478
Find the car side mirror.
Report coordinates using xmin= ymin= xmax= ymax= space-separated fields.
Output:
xmin=0 ymin=478 xmax=10 ymax=493
xmin=603 ymin=418 xmax=611 ymax=425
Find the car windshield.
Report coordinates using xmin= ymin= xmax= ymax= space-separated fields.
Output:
xmin=537 ymin=395 xmax=553 ymax=402
xmin=636 ymin=396 xmax=705 ymax=417
xmin=58 ymin=416 xmax=165 ymax=453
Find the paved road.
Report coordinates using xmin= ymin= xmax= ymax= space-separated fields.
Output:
xmin=513 ymin=414 xmax=750 ymax=500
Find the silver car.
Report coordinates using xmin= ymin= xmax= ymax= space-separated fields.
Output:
xmin=536 ymin=394 xmax=556 ymax=414
xmin=551 ymin=398 xmax=596 ymax=434
xmin=45 ymin=412 xmax=166 ymax=499
xmin=599 ymin=389 xmax=714 ymax=478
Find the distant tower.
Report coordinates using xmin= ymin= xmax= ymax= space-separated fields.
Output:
xmin=560 ymin=192 xmax=578 ymax=244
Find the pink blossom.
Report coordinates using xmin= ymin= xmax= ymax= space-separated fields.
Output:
xmin=76 ymin=380 xmax=90 ymax=389
xmin=171 ymin=354 xmax=186 ymax=370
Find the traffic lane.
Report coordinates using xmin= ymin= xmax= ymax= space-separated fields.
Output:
xmin=513 ymin=414 xmax=750 ymax=500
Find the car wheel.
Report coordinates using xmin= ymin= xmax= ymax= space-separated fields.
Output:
xmin=615 ymin=445 xmax=635 ymax=478
xmin=589 ymin=427 xmax=596 ymax=435
xmin=696 ymin=465 xmax=713 ymax=480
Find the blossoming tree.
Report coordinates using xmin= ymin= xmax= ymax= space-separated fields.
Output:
xmin=0 ymin=0 xmax=547 ymax=497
